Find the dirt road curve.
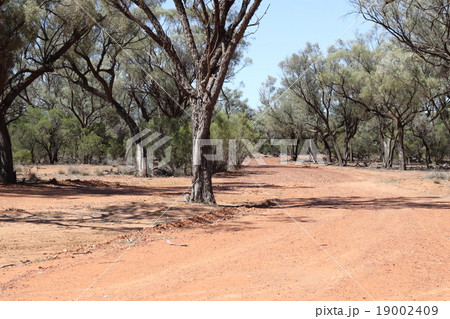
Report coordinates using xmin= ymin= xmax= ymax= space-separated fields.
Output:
xmin=0 ymin=159 xmax=449 ymax=300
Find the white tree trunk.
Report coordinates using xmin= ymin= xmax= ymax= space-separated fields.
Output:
xmin=135 ymin=142 xmax=148 ymax=177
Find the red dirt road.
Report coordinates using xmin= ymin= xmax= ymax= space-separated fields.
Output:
xmin=0 ymin=159 xmax=449 ymax=300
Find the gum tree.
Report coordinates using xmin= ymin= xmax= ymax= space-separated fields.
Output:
xmin=352 ymin=0 xmax=450 ymax=134
xmin=108 ymin=0 xmax=264 ymax=204
xmin=352 ymin=0 xmax=450 ymax=68
xmin=280 ymin=43 xmax=345 ymax=165
xmin=0 ymin=0 xmax=93 ymax=183
xmin=61 ymin=8 xmax=153 ymax=176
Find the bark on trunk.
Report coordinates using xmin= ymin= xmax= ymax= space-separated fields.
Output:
xmin=322 ymin=138 xmax=332 ymax=164
xmin=332 ymin=136 xmax=344 ymax=166
xmin=135 ymin=142 xmax=147 ymax=177
xmin=188 ymin=99 xmax=216 ymax=205
xmin=382 ymin=137 xmax=395 ymax=169
xmin=291 ymin=138 xmax=300 ymax=162
xmin=421 ymin=138 xmax=432 ymax=169
xmin=344 ymin=137 xmax=352 ymax=165
xmin=0 ymin=112 xmax=16 ymax=183
xmin=397 ymin=124 xmax=406 ymax=171
xmin=110 ymin=101 xmax=148 ymax=177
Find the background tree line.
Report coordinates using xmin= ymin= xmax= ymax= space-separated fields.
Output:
xmin=258 ymin=36 xmax=449 ymax=170
xmin=1 ymin=0 xmax=449 ymax=204
xmin=258 ymin=0 xmax=449 ymax=170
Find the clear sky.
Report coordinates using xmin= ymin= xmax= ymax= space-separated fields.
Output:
xmin=231 ymin=0 xmax=375 ymax=109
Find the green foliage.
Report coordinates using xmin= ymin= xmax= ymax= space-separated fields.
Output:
xmin=0 ymin=0 xmax=42 ymax=75
xmin=169 ymin=123 xmax=192 ymax=175
xmin=13 ymin=149 xmax=32 ymax=165
xmin=107 ymin=139 xmax=125 ymax=159
xmin=146 ymin=116 xmax=192 ymax=175
xmin=431 ymin=123 xmax=450 ymax=163
xmin=258 ymin=35 xmax=449 ymax=169
xmin=351 ymin=119 xmax=381 ymax=165
xmin=211 ymin=111 xmax=260 ymax=172
xmin=352 ymin=0 xmax=450 ymax=69
xmin=79 ymin=130 xmax=103 ymax=164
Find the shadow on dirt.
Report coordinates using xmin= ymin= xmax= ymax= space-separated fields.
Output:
xmin=0 ymin=179 xmax=189 ymax=199
xmin=276 ymin=196 xmax=450 ymax=210
xmin=214 ymin=165 xmax=320 ymax=179
xmin=0 ymin=201 xmax=211 ymax=233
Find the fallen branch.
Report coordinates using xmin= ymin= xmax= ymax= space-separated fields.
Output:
xmin=165 ymin=238 xmax=188 ymax=247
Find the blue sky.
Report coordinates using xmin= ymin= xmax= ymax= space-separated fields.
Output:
xmin=231 ymin=0 xmax=375 ymax=108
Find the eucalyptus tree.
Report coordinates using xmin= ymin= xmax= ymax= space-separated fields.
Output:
xmin=352 ymin=0 xmax=450 ymax=68
xmin=16 ymin=108 xmax=74 ymax=164
xmin=410 ymin=114 xmax=436 ymax=168
xmin=352 ymin=0 xmax=450 ymax=134
xmin=259 ymin=77 xmax=310 ymax=161
xmin=323 ymin=45 xmax=371 ymax=165
xmin=325 ymin=39 xmax=397 ymax=167
xmin=280 ymin=43 xmax=345 ymax=165
xmin=361 ymin=46 xmax=429 ymax=170
xmin=0 ymin=0 xmax=94 ymax=183
xmin=61 ymin=6 xmax=154 ymax=175
xmin=107 ymin=0 xmax=264 ymax=204
xmin=329 ymin=38 xmax=433 ymax=169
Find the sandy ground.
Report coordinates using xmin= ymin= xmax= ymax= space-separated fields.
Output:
xmin=0 ymin=159 xmax=448 ymax=300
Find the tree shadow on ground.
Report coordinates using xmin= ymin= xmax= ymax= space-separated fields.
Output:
xmin=275 ymin=196 xmax=450 ymax=210
xmin=0 ymin=201 xmax=212 ymax=233
xmin=214 ymin=165 xmax=320 ymax=179
xmin=0 ymin=179 xmax=189 ymax=199
xmin=203 ymin=212 xmax=315 ymax=234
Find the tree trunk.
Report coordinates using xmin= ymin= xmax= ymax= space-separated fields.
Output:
xmin=421 ymin=138 xmax=432 ymax=169
xmin=397 ymin=124 xmax=406 ymax=171
xmin=382 ymin=137 xmax=395 ymax=169
xmin=291 ymin=138 xmax=300 ymax=161
xmin=332 ymin=136 xmax=344 ymax=166
xmin=188 ymin=99 xmax=216 ymax=205
xmin=322 ymin=138 xmax=332 ymax=164
xmin=111 ymin=101 xmax=147 ymax=177
xmin=135 ymin=142 xmax=147 ymax=177
xmin=0 ymin=112 xmax=16 ymax=183
xmin=349 ymin=144 xmax=354 ymax=163
xmin=344 ymin=136 xmax=352 ymax=165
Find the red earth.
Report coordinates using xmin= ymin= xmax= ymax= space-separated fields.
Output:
xmin=0 ymin=158 xmax=448 ymax=300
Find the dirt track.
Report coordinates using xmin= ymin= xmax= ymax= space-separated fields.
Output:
xmin=0 ymin=159 xmax=449 ymax=300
